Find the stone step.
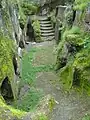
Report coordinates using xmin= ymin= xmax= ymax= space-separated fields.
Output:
xmin=41 ymin=32 xmax=55 ymax=37
xmin=40 ymin=23 xmax=52 ymax=27
xmin=38 ymin=16 xmax=48 ymax=21
xmin=40 ymin=21 xmax=51 ymax=24
xmin=41 ymin=29 xmax=54 ymax=33
xmin=40 ymin=26 xmax=53 ymax=30
xmin=41 ymin=36 xmax=55 ymax=41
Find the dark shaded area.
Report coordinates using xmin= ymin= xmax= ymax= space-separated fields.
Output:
xmin=13 ymin=55 xmax=18 ymax=75
xmin=26 ymin=17 xmax=35 ymax=42
xmin=59 ymin=57 xmax=67 ymax=68
xmin=14 ymin=32 xmax=18 ymax=44
xmin=56 ymin=57 xmax=67 ymax=71
xmin=66 ymin=43 xmax=76 ymax=54
xmin=0 ymin=77 xmax=14 ymax=101
xmin=72 ymin=9 xmax=76 ymax=22
xmin=0 ymin=0 xmax=2 ymax=8
xmin=19 ymin=40 xmax=25 ymax=49
xmin=73 ymin=68 xmax=80 ymax=86
xmin=66 ymin=43 xmax=83 ymax=54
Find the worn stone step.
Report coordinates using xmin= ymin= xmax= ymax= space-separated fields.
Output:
xmin=41 ymin=32 xmax=55 ymax=37
xmin=40 ymin=23 xmax=52 ymax=27
xmin=40 ymin=21 xmax=51 ymax=24
xmin=41 ymin=29 xmax=54 ymax=33
xmin=41 ymin=36 xmax=55 ymax=40
xmin=40 ymin=26 xmax=53 ymax=30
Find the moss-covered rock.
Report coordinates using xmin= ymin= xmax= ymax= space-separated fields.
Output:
xmin=0 ymin=96 xmax=26 ymax=120
xmin=56 ymin=25 xmax=90 ymax=94
xmin=0 ymin=37 xmax=15 ymax=84
xmin=0 ymin=0 xmax=22 ymax=101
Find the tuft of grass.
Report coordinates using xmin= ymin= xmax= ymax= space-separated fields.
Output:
xmin=48 ymin=98 xmax=55 ymax=111
xmin=35 ymin=114 xmax=48 ymax=120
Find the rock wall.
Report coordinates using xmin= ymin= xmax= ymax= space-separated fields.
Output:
xmin=55 ymin=1 xmax=90 ymax=94
xmin=0 ymin=0 xmax=24 ymax=100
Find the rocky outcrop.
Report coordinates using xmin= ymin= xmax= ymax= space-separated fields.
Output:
xmin=0 ymin=0 xmax=26 ymax=102
xmin=56 ymin=1 xmax=90 ymax=94
xmin=0 ymin=0 xmax=27 ymax=119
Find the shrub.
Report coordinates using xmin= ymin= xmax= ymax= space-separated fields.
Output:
xmin=32 ymin=20 xmax=43 ymax=42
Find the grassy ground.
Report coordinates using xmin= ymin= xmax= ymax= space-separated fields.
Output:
xmin=22 ymin=47 xmax=54 ymax=85
xmin=10 ymin=41 xmax=90 ymax=120
xmin=12 ymin=41 xmax=56 ymax=113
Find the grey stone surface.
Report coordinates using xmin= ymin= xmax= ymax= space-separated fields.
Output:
xmin=39 ymin=15 xmax=55 ymax=40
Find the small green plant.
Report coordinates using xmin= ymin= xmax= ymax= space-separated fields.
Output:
xmin=32 ymin=20 xmax=43 ymax=42
xmin=48 ymin=98 xmax=55 ymax=111
xmin=82 ymin=115 xmax=90 ymax=120
xmin=36 ymin=114 xmax=48 ymax=120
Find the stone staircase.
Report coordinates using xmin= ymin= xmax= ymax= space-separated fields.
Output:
xmin=38 ymin=16 xmax=55 ymax=41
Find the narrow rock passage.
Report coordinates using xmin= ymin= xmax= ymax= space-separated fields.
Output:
xmin=29 ymin=41 xmax=90 ymax=120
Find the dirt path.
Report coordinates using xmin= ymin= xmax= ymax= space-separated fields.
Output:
xmin=31 ymin=41 xmax=90 ymax=120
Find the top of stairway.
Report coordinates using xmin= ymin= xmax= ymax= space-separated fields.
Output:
xmin=37 ymin=16 xmax=48 ymax=21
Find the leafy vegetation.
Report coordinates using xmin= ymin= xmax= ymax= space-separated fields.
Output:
xmin=32 ymin=20 xmax=43 ymax=42
xmin=74 ymin=0 xmax=90 ymax=10
xmin=82 ymin=115 xmax=90 ymax=120
xmin=21 ymin=2 xmax=38 ymax=15
xmin=35 ymin=114 xmax=48 ymax=120
xmin=56 ymin=25 xmax=90 ymax=93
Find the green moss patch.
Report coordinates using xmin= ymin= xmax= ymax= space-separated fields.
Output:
xmin=0 ymin=36 xmax=15 ymax=86
xmin=0 ymin=96 xmax=26 ymax=120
